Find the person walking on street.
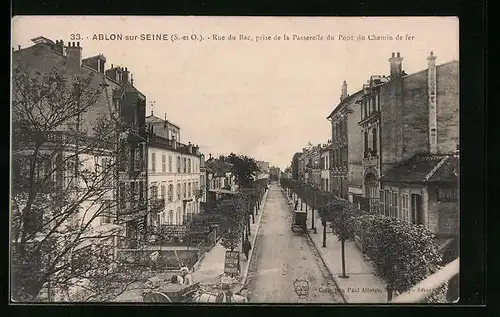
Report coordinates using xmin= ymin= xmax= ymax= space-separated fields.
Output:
xmin=242 ymin=238 xmax=252 ymax=260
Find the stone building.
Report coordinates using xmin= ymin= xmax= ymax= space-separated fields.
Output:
xmin=327 ymin=81 xmax=364 ymax=201
xmin=146 ymin=113 xmax=202 ymax=227
xmin=320 ymin=141 xmax=332 ymax=192
xmin=359 ymin=51 xmax=459 ymax=215
xmin=12 ymin=37 xmax=150 ymax=249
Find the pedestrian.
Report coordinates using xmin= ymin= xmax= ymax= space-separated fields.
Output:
xmin=242 ymin=238 xmax=252 ymax=260
xmin=180 ymin=266 xmax=193 ymax=285
xmin=294 ymin=200 xmax=299 ymax=210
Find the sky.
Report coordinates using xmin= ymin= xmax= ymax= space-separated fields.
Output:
xmin=12 ymin=16 xmax=459 ymax=171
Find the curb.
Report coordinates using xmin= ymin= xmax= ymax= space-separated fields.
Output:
xmin=279 ymin=187 xmax=351 ymax=303
xmin=238 ymin=187 xmax=269 ymax=291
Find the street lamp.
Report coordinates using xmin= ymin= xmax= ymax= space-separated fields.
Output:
xmin=310 ymin=184 xmax=317 ymax=234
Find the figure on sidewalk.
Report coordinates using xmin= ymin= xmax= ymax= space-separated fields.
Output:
xmin=180 ymin=266 xmax=193 ymax=285
xmin=242 ymin=238 xmax=252 ymax=260
xmin=294 ymin=200 xmax=299 ymax=210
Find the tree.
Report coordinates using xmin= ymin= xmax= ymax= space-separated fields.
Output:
xmin=216 ymin=198 xmax=246 ymax=251
xmin=227 ymin=153 xmax=260 ymax=189
xmin=359 ymin=215 xmax=446 ymax=302
xmin=11 ymin=66 xmax=145 ymax=302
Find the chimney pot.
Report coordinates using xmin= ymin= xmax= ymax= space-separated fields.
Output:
xmin=18 ymin=45 xmax=21 ymax=50
xmin=397 ymin=52 xmax=400 ymax=58
xmin=77 ymin=42 xmax=80 ymax=47
xmin=392 ymin=52 xmax=395 ymax=57
xmin=111 ymin=64 xmax=113 ymax=68
xmin=430 ymin=51 xmax=434 ymax=56
xmin=125 ymin=67 xmax=128 ymax=71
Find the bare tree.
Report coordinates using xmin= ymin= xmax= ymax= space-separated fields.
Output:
xmin=11 ymin=66 xmax=149 ymax=302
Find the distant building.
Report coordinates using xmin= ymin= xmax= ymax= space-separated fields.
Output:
xmin=320 ymin=142 xmax=332 ymax=192
xmin=327 ymin=81 xmax=364 ymax=201
xmin=205 ymin=155 xmax=238 ymax=204
xmin=146 ymin=112 xmax=202 ymax=226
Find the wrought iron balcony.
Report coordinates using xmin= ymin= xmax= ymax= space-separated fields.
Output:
xmin=150 ymin=198 xmax=165 ymax=211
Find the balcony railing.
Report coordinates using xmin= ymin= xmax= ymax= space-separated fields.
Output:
xmin=13 ymin=131 xmax=114 ymax=150
xmin=150 ymin=198 xmax=165 ymax=211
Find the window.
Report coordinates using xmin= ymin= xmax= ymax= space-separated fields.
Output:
xmin=162 ymin=154 xmax=166 ymax=173
xmin=119 ymin=183 xmax=127 ymax=209
xmin=168 ymin=156 xmax=172 ymax=172
xmin=177 ymin=183 xmax=181 ymax=200
xmin=401 ymin=193 xmax=409 ymax=221
xmin=371 ymin=96 xmax=376 ymax=113
xmin=392 ymin=192 xmax=398 ymax=218
xmin=151 ymin=152 xmax=156 ymax=172
xmin=379 ymin=190 xmax=385 ymax=214
xmin=364 ymin=131 xmax=369 ymax=156
xmin=151 ymin=184 xmax=158 ymax=200
xmin=437 ymin=187 xmax=458 ymax=202
xmin=372 ymin=128 xmax=377 ymax=155
xmin=188 ymin=183 xmax=192 ymax=197
xmin=176 ymin=207 xmax=181 ymax=224
xmin=183 ymin=183 xmax=187 ymax=198
xmin=139 ymin=181 xmax=144 ymax=201
xmin=168 ymin=184 xmax=174 ymax=202
xmin=384 ymin=190 xmax=390 ymax=216
xmin=161 ymin=213 xmax=165 ymax=225
xmin=377 ymin=93 xmax=381 ymax=111
xmin=188 ymin=158 xmax=191 ymax=173
xmin=161 ymin=185 xmax=166 ymax=200
xmin=177 ymin=156 xmax=181 ymax=173
xmin=168 ymin=210 xmax=173 ymax=224
xmin=183 ymin=158 xmax=187 ymax=173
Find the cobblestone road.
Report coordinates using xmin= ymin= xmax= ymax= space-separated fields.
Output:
xmin=244 ymin=185 xmax=343 ymax=303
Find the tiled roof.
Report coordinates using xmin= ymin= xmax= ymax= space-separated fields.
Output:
xmin=380 ymin=154 xmax=459 ymax=183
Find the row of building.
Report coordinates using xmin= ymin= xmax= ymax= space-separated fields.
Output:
xmin=11 ymin=36 xmax=248 ymax=250
xmin=288 ymin=51 xmax=459 ymax=240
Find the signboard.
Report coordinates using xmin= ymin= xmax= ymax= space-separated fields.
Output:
xmin=224 ymin=251 xmax=240 ymax=277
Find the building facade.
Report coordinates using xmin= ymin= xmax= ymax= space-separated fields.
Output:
xmin=359 ymin=51 xmax=459 ymax=214
xmin=11 ymin=37 xmax=149 ymax=249
xmin=320 ymin=142 xmax=332 ymax=192
xmin=146 ymin=113 xmax=202 ymax=226
xmin=327 ymin=81 xmax=364 ymax=201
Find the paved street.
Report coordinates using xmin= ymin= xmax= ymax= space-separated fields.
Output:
xmin=245 ymin=185 xmax=343 ymax=303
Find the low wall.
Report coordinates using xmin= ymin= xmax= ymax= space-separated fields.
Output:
xmin=117 ymin=248 xmax=199 ymax=271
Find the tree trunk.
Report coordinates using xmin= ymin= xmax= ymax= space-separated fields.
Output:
xmin=386 ymin=284 xmax=393 ymax=302
xmin=340 ymin=238 xmax=349 ymax=278
xmin=247 ymin=217 xmax=251 ymax=236
xmin=251 ymin=210 xmax=255 ymax=224
xmin=322 ymin=220 xmax=327 ymax=247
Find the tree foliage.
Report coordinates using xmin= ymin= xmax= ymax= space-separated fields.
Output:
xmin=280 ymin=178 xmax=448 ymax=302
xmin=216 ymin=198 xmax=247 ymax=250
xmin=227 ymin=153 xmax=260 ymax=189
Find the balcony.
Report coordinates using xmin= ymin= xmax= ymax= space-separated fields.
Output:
xmin=13 ymin=130 xmax=114 ymax=150
xmin=150 ymin=198 xmax=165 ymax=211
xmin=363 ymin=150 xmax=379 ymax=167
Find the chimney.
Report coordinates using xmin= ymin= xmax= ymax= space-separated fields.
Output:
xmin=188 ymin=142 xmax=193 ymax=154
xmin=131 ymin=73 xmax=134 ymax=85
xmin=67 ymin=41 xmax=82 ymax=68
xmin=427 ymin=51 xmax=438 ymax=154
xmin=122 ymin=67 xmax=129 ymax=85
xmin=340 ymin=80 xmax=348 ymax=101
xmin=388 ymin=52 xmax=403 ymax=79
xmin=209 ymin=153 xmax=212 ymax=159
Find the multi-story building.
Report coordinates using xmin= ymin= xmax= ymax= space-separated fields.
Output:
xmin=359 ymin=52 xmax=458 ymax=218
xmin=327 ymin=81 xmax=364 ymax=201
xmin=205 ymin=155 xmax=238 ymax=203
xmin=146 ymin=113 xmax=202 ymax=226
xmin=375 ymin=52 xmax=459 ymax=238
xmin=11 ymin=37 xmax=149 ymax=249
xmin=320 ymin=141 xmax=332 ymax=192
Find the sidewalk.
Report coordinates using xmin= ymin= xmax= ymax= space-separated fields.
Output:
xmin=192 ymin=188 xmax=269 ymax=293
xmin=281 ymin=188 xmax=387 ymax=303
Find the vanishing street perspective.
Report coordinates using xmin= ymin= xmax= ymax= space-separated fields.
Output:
xmin=11 ymin=17 xmax=459 ymax=304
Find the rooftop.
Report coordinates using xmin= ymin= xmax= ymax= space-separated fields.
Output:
xmin=380 ymin=153 xmax=459 ymax=184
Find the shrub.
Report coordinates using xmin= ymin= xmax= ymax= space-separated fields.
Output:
xmin=360 ymin=214 xmax=446 ymax=302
